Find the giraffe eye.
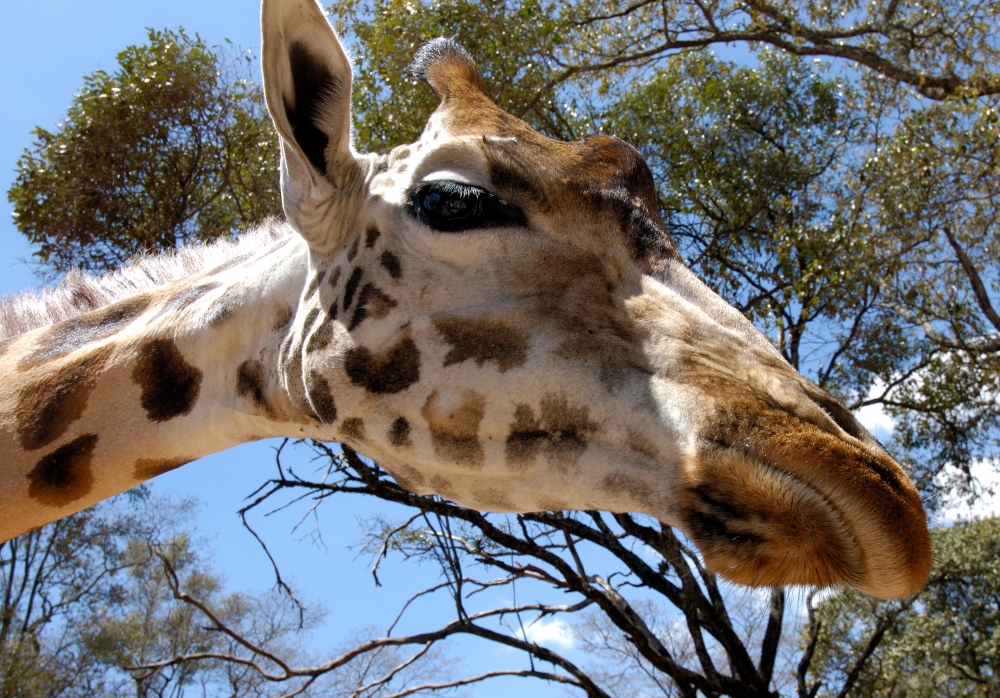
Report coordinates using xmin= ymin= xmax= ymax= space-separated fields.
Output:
xmin=409 ymin=180 xmax=524 ymax=232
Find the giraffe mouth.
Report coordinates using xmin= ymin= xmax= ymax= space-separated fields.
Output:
xmin=678 ymin=443 xmax=861 ymax=591
xmin=678 ymin=418 xmax=931 ymax=598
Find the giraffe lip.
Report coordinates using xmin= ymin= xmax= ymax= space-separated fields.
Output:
xmin=694 ymin=429 xmax=931 ymax=597
xmin=686 ymin=439 xmax=864 ymax=589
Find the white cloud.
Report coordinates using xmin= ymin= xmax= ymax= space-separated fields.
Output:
xmin=852 ymin=379 xmax=895 ymax=441
xmin=517 ymin=617 xmax=575 ymax=650
xmin=939 ymin=459 xmax=1000 ymax=522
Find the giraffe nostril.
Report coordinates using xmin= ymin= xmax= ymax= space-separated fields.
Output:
xmin=804 ymin=385 xmax=877 ymax=446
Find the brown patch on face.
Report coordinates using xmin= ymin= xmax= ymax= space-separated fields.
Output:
xmin=389 ymin=417 xmax=412 ymax=447
xmin=422 ymin=390 xmax=486 ymax=467
xmin=391 ymin=463 xmax=425 ymax=489
xmin=28 ymin=433 xmax=98 ymax=507
xmin=134 ymin=456 xmax=192 ymax=480
xmin=476 ymin=123 xmax=678 ymax=273
xmin=273 ymin=304 xmax=295 ymax=332
xmin=380 ymin=250 xmax=402 ymax=280
xmin=344 ymin=336 xmax=421 ymax=394
xmin=505 ymin=394 xmax=599 ymax=469
xmin=341 ymin=417 xmax=366 ymax=441
xmin=576 ymin=136 xmax=678 ymax=271
xmin=433 ymin=316 xmax=529 ymax=372
xmin=602 ymin=471 xmax=656 ymax=509
xmin=348 ymin=284 xmax=398 ymax=331
xmin=342 ymin=267 xmax=363 ymax=312
xmin=625 ymin=430 xmax=660 ymax=461
xmin=16 ymin=345 xmax=114 ymax=451
xmin=347 ymin=236 xmax=361 ymax=262
xmin=306 ymin=320 xmax=335 ymax=353
xmin=365 ymin=227 xmax=381 ymax=248
xmin=23 ymin=296 xmax=150 ymax=366
xmin=549 ymin=268 xmax=651 ymax=389
xmin=306 ymin=370 xmax=337 ymax=423
xmin=132 ymin=339 xmax=202 ymax=422
xmin=473 ymin=487 xmax=515 ymax=510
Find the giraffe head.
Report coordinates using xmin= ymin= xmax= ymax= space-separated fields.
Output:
xmin=261 ymin=0 xmax=929 ymax=597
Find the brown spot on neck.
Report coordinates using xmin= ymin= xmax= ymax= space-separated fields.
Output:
xmin=380 ymin=250 xmax=402 ymax=280
xmin=343 ymin=267 xmax=363 ymax=311
xmin=305 ymin=270 xmax=328 ymax=298
xmin=349 ymin=284 xmax=398 ymax=331
xmin=306 ymin=319 xmax=335 ymax=353
xmin=237 ymin=359 xmax=276 ymax=418
xmin=472 ymin=487 xmax=515 ymax=510
xmin=422 ymin=390 xmax=486 ymax=467
xmin=28 ymin=434 xmax=98 ymax=507
xmin=328 ymin=266 xmax=343 ymax=288
xmin=273 ymin=304 xmax=295 ymax=332
xmin=16 ymin=345 xmax=114 ymax=451
xmin=132 ymin=339 xmax=202 ymax=422
xmin=505 ymin=394 xmax=599 ymax=469
xmin=347 ymin=236 xmax=361 ymax=262
xmin=433 ymin=315 xmax=529 ymax=372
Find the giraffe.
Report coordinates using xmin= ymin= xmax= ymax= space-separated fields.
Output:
xmin=0 ymin=0 xmax=930 ymax=599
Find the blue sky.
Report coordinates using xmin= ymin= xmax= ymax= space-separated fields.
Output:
xmin=0 ymin=1 xmax=586 ymax=693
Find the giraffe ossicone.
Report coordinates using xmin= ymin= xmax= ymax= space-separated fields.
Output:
xmin=0 ymin=0 xmax=930 ymax=598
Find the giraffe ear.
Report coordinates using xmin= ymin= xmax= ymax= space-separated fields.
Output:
xmin=262 ymin=0 xmax=363 ymax=252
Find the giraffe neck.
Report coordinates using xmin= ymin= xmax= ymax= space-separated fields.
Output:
xmin=0 ymin=225 xmax=323 ymax=540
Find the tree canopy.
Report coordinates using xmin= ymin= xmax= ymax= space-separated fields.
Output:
xmin=8 ymin=29 xmax=280 ymax=277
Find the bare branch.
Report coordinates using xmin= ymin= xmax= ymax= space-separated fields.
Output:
xmin=942 ymin=227 xmax=1000 ymax=334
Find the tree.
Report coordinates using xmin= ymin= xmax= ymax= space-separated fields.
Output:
xmin=0 ymin=492 xmax=323 ymax=698
xmin=8 ymin=0 xmax=1000 ymax=695
xmin=801 ymin=517 xmax=1000 ymax=697
xmin=7 ymin=29 xmax=281 ymax=277
xmin=0 ymin=492 xmax=147 ymax=698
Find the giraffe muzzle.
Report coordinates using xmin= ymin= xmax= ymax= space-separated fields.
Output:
xmin=678 ymin=384 xmax=931 ymax=598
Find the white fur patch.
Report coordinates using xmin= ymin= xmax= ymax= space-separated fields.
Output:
xmin=0 ymin=221 xmax=293 ymax=340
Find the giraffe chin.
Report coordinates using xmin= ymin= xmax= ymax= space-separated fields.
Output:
xmin=677 ymin=450 xmax=864 ymax=594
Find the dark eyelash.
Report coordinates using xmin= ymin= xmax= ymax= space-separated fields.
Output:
xmin=408 ymin=180 xmax=526 ymax=232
